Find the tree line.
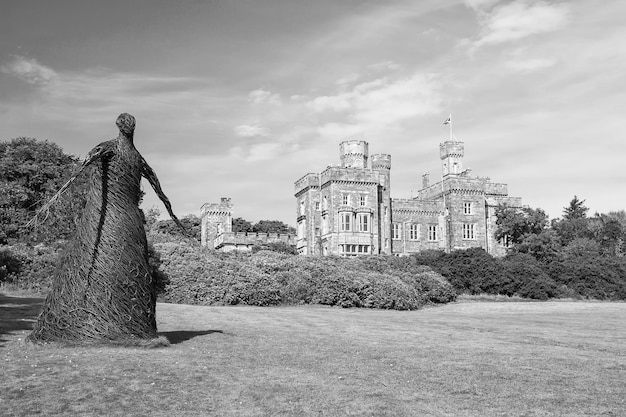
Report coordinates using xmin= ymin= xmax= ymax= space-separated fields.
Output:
xmin=494 ymin=196 xmax=625 ymax=260
xmin=2 ymin=137 xmax=625 ymax=301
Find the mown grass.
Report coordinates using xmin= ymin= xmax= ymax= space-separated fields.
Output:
xmin=1 ymin=291 xmax=625 ymax=416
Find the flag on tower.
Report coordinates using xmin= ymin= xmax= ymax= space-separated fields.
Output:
xmin=443 ymin=114 xmax=451 ymax=125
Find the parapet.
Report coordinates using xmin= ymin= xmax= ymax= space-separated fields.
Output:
xmin=340 ymin=140 xmax=369 ymax=168
xmin=200 ymin=197 xmax=233 ymax=218
xmin=440 ymin=141 xmax=464 ymax=159
xmin=294 ymin=173 xmax=320 ymax=196
xmin=371 ymin=153 xmax=391 ymax=170
xmin=320 ymin=166 xmax=380 ymax=186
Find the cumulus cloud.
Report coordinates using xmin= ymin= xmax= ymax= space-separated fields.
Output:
xmin=369 ymin=60 xmax=400 ymax=72
xmin=505 ymin=56 xmax=556 ymax=72
xmin=248 ymin=89 xmax=282 ymax=105
xmin=234 ymin=124 xmax=268 ymax=137
xmin=1 ymin=55 xmax=57 ymax=85
xmin=307 ymin=73 xmax=442 ymax=126
xmin=468 ymin=1 xmax=571 ymax=49
xmin=502 ymin=47 xmax=557 ymax=72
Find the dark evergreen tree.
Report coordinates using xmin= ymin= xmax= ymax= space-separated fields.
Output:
xmin=563 ymin=195 xmax=589 ymax=220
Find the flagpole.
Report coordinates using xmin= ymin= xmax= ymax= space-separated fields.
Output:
xmin=449 ymin=113 xmax=452 ymax=141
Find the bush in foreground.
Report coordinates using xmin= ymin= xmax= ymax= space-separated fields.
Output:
xmin=156 ymin=243 xmax=456 ymax=310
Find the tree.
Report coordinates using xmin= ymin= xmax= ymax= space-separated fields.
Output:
xmin=563 ymin=195 xmax=589 ymax=220
xmin=553 ymin=197 xmax=592 ymax=247
xmin=152 ymin=214 xmax=201 ymax=242
xmin=515 ymin=229 xmax=561 ymax=262
xmin=0 ymin=137 xmax=88 ymax=244
xmin=232 ymin=217 xmax=253 ymax=233
xmin=252 ymin=220 xmax=296 ymax=235
xmin=494 ymin=205 xmax=549 ymax=245
xmin=587 ymin=212 xmax=625 ymax=257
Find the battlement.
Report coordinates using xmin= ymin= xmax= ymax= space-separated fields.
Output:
xmin=320 ymin=166 xmax=380 ymax=186
xmin=214 ymin=231 xmax=295 ymax=252
xmin=371 ymin=153 xmax=392 ymax=170
xmin=340 ymin=140 xmax=369 ymax=168
xmin=200 ymin=197 xmax=233 ymax=217
xmin=392 ymin=198 xmax=442 ymax=214
xmin=485 ymin=182 xmax=508 ymax=196
xmin=440 ymin=141 xmax=464 ymax=159
xmin=294 ymin=173 xmax=320 ymax=196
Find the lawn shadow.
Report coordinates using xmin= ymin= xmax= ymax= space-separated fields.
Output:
xmin=159 ymin=330 xmax=224 ymax=345
xmin=0 ymin=293 xmax=43 ymax=346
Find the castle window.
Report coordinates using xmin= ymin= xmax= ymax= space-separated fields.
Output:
xmin=499 ymin=235 xmax=512 ymax=248
xmin=462 ymin=223 xmax=475 ymax=239
xmin=357 ymin=213 xmax=369 ymax=232
xmin=340 ymin=213 xmax=352 ymax=232
xmin=409 ymin=224 xmax=419 ymax=240
xmin=297 ymin=221 xmax=305 ymax=239
xmin=392 ymin=223 xmax=401 ymax=240
xmin=342 ymin=194 xmax=350 ymax=205
xmin=340 ymin=244 xmax=370 ymax=256
xmin=385 ymin=238 xmax=389 ymax=248
xmin=315 ymin=201 xmax=320 ymax=211
xmin=299 ymin=200 xmax=305 ymax=215
xmin=428 ymin=225 xmax=438 ymax=241
xmin=323 ymin=196 xmax=328 ymax=210
xmin=463 ymin=202 xmax=473 ymax=215
xmin=359 ymin=195 xmax=367 ymax=206
xmin=322 ymin=215 xmax=328 ymax=234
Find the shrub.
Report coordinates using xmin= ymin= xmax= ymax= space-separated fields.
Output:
xmin=156 ymin=245 xmax=456 ymax=310
xmin=0 ymin=244 xmax=59 ymax=293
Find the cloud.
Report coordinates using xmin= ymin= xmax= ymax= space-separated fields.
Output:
xmin=468 ymin=1 xmax=571 ymax=49
xmin=234 ymin=124 xmax=268 ymax=137
xmin=307 ymin=73 xmax=442 ymax=126
xmin=505 ymin=57 xmax=556 ymax=72
xmin=248 ymin=89 xmax=282 ymax=105
xmin=369 ymin=60 xmax=400 ymax=72
xmin=1 ymin=55 xmax=57 ymax=85
xmin=501 ymin=47 xmax=557 ymax=72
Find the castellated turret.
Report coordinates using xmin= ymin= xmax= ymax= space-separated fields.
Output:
xmin=340 ymin=140 xmax=369 ymax=168
xmin=371 ymin=153 xmax=391 ymax=189
xmin=200 ymin=197 xmax=233 ymax=247
xmin=440 ymin=140 xmax=464 ymax=176
xmin=371 ymin=153 xmax=391 ymax=171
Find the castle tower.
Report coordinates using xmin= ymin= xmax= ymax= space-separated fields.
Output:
xmin=371 ymin=153 xmax=392 ymax=254
xmin=340 ymin=140 xmax=369 ymax=168
xmin=440 ymin=141 xmax=464 ymax=177
xmin=200 ymin=197 xmax=233 ymax=248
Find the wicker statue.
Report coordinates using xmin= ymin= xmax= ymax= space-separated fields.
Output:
xmin=28 ymin=113 xmax=184 ymax=345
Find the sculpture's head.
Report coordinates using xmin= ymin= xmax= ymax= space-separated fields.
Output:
xmin=115 ymin=113 xmax=136 ymax=137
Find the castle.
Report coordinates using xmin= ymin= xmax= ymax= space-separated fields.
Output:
xmin=293 ymin=140 xmax=522 ymax=257
xmin=200 ymin=198 xmax=295 ymax=252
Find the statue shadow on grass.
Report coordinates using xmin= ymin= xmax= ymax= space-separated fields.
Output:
xmin=0 ymin=293 xmax=223 ymax=346
xmin=0 ymin=293 xmax=43 ymax=346
xmin=159 ymin=330 xmax=224 ymax=345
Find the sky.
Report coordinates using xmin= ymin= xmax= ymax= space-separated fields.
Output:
xmin=1 ymin=0 xmax=624 ymax=225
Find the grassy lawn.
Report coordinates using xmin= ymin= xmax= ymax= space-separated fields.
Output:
xmin=1 ymin=293 xmax=625 ymax=416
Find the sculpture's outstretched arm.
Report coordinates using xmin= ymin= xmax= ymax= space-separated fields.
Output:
xmin=140 ymin=156 xmax=188 ymax=234
xmin=26 ymin=141 xmax=114 ymax=228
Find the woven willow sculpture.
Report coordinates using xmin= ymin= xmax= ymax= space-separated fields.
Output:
xmin=28 ymin=113 xmax=184 ymax=345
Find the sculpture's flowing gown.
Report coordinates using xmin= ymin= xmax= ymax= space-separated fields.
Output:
xmin=29 ymin=136 xmax=157 ymax=343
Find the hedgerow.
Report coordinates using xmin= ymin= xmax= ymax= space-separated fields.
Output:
xmin=156 ymin=243 xmax=456 ymax=310
xmin=412 ymin=248 xmax=626 ymax=300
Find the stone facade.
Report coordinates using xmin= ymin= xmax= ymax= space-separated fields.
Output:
xmin=294 ymin=140 xmax=522 ymax=257
xmin=200 ymin=198 xmax=295 ymax=252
